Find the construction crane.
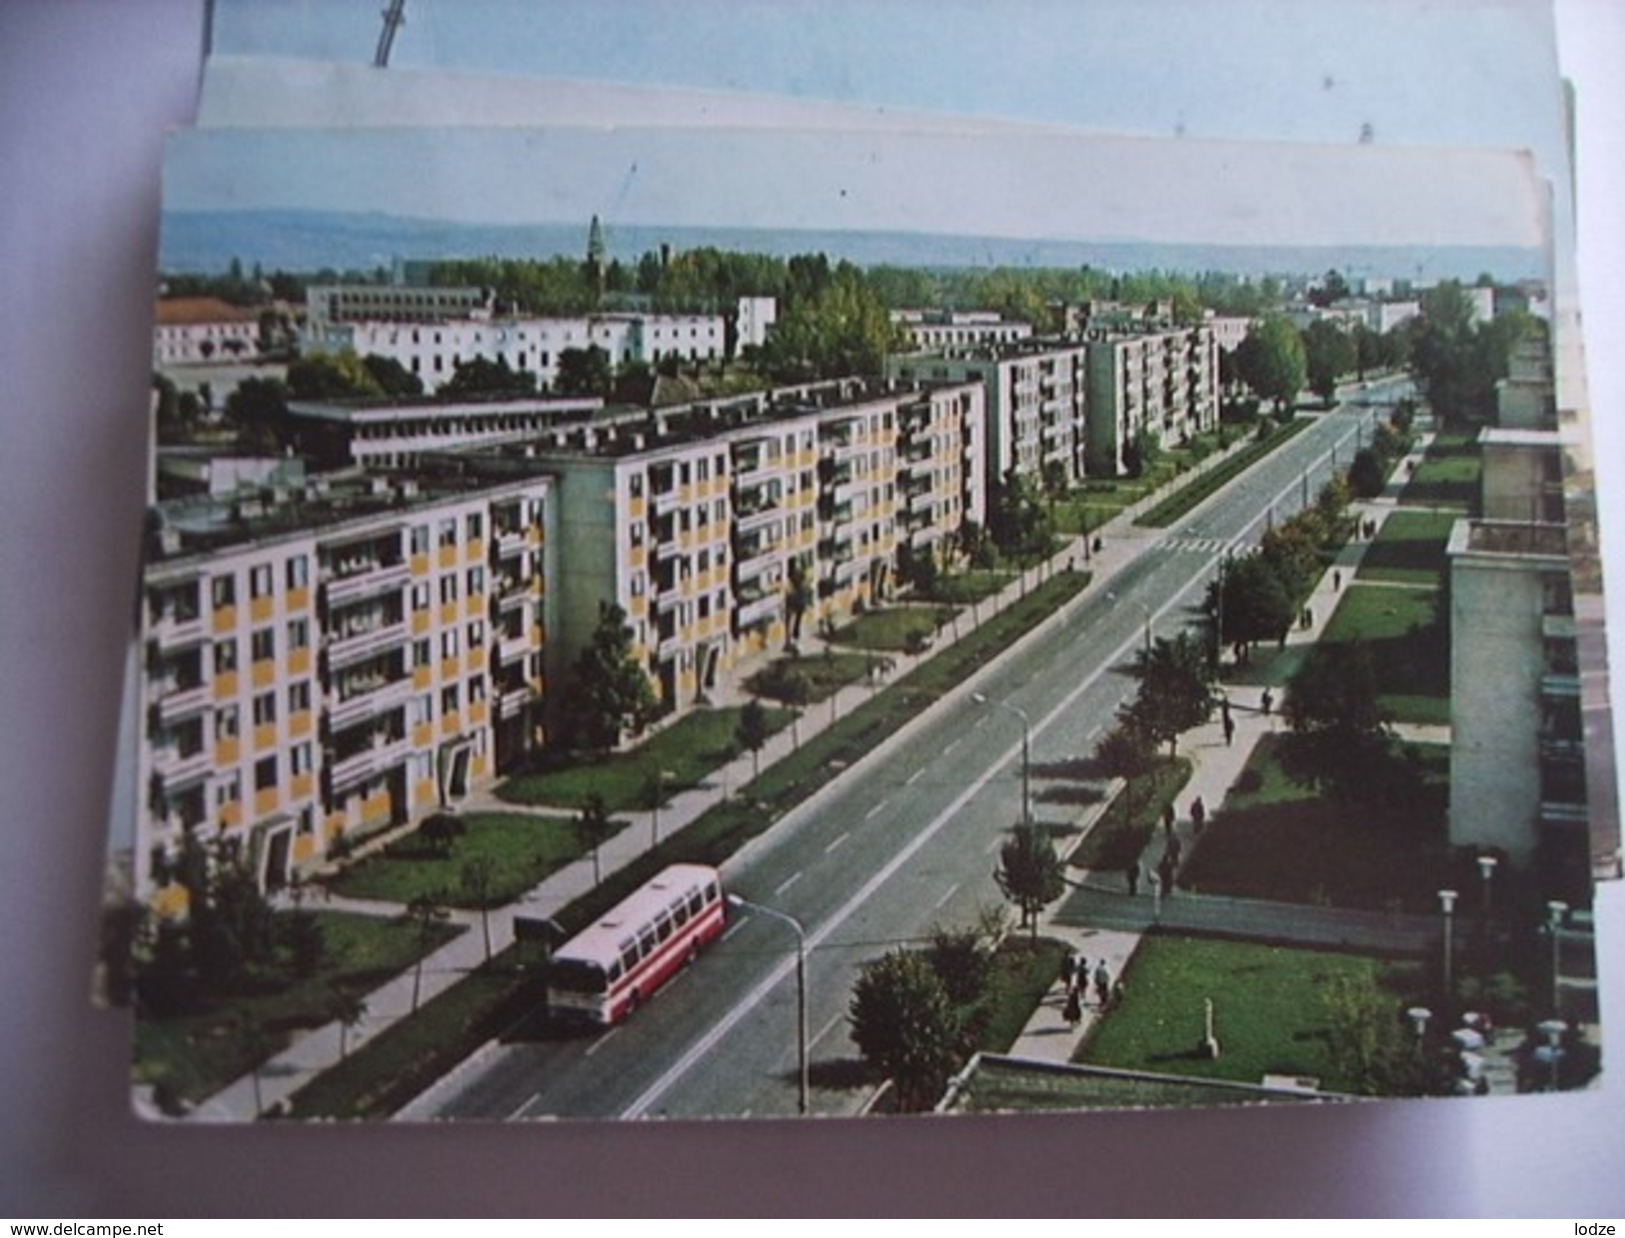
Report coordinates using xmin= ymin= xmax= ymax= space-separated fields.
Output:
xmin=375 ymin=0 xmax=407 ymax=68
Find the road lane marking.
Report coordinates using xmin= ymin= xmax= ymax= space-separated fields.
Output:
xmin=811 ymin=1012 xmax=845 ymax=1048
xmin=824 ymin=832 xmax=849 ymax=855
xmin=905 ymin=768 xmax=923 ymax=785
xmin=619 ymin=442 xmax=1348 ymax=1118
xmin=933 ymin=882 xmax=961 ymax=910
xmin=507 ymin=1090 xmax=543 ymax=1121
xmin=773 ymin=872 xmax=802 ymax=896
xmin=722 ymin=914 xmax=750 ymax=941
xmin=944 ymin=737 xmax=961 ymax=754
xmin=864 ymin=800 xmax=887 ymax=820
xmin=584 ymin=1027 xmax=620 ymax=1058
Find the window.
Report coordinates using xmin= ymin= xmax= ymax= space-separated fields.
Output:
xmin=410 ymin=694 xmax=432 ymax=726
xmin=288 ymin=681 xmax=311 ymax=714
xmin=254 ymin=756 xmax=278 ymax=791
xmin=411 ymin=582 xmax=431 ymax=612
xmin=410 ymin=525 xmax=430 ymax=555
xmin=213 ymin=639 xmax=238 ymax=674
xmin=441 ymin=630 xmax=461 ymax=658
xmin=440 ymin=684 xmax=460 ymax=714
xmin=468 ymin=619 xmax=485 ymax=646
xmin=413 ymin=638 xmax=431 ymax=669
xmin=252 ymin=692 xmax=277 ymax=727
xmin=438 ymin=518 xmax=457 ymax=548
xmin=286 ymin=555 xmax=309 ymax=590
xmin=249 ymin=563 xmax=274 ymax=600
xmin=251 ymin=628 xmax=275 ymax=662
xmin=629 ymin=474 xmax=643 ymax=499
xmin=290 ymin=742 xmax=313 ymax=777
xmin=214 ymin=774 xmax=240 ymax=809
xmin=440 ymin=575 xmax=459 ymax=605
xmin=469 ymin=676 xmax=487 ymax=703
xmin=466 ymin=512 xmax=483 ymax=541
xmin=215 ymin=705 xmax=239 ymax=739
xmin=211 ymin=575 xmax=235 ymax=609
xmin=287 ymin=618 xmax=310 ymax=651
xmin=467 ymin=566 xmax=485 ymax=596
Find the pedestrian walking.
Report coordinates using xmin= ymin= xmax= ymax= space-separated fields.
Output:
xmin=1125 ymin=860 xmax=1141 ymax=896
xmin=1333 ymin=569 xmax=1342 ymax=592
xmin=1093 ymin=960 xmax=1113 ymax=1009
xmin=1222 ymin=714 xmax=1235 ymax=746
xmin=1070 ymin=952 xmax=1087 ymax=993
xmin=1159 ymin=853 xmax=1178 ymax=896
xmin=1261 ymin=688 xmax=1273 ymax=717
xmin=1191 ymin=795 xmax=1206 ymax=835
xmin=1059 ymin=952 xmax=1075 ymax=992
xmin=1162 ymin=802 xmax=1176 ymax=836
xmin=1063 ymin=986 xmax=1082 ymax=1027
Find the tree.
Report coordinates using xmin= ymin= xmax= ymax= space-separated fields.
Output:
xmin=993 ymin=823 xmax=1066 ymax=942
xmin=1303 ymin=319 xmax=1356 ymax=405
xmin=848 ymin=949 xmax=962 ymax=1112
xmin=554 ymin=346 xmax=612 ymax=397
xmin=223 ymin=375 xmax=290 ymax=454
xmin=564 ymin=601 xmax=659 ymax=753
xmin=286 ymin=350 xmax=383 ymax=400
xmin=759 ymin=260 xmax=900 ymax=382
xmin=784 ymin=556 xmax=815 ymax=648
xmin=362 ymin=353 xmax=424 ymax=397
xmin=1233 ymin=315 xmax=1307 ymax=413
xmin=1212 ymin=553 xmax=1295 ymax=655
xmin=572 ymin=793 xmax=616 ymax=887
xmin=1279 ymin=642 xmax=1395 ymax=801
xmin=402 ymin=892 xmax=450 ymax=1013
xmin=460 ymin=855 xmax=500 ymax=962
xmin=736 ymin=699 xmax=772 ymax=780
xmin=1347 ymin=447 xmax=1386 ymax=499
xmin=1322 ymin=968 xmax=1437 ymax=1096
xmin=418 ymin=811 xmax=466 ymax=857
xmin=987 ymin=469 xmax=1052 ymax=560
xmin=326 ymin=983 xmax=368 ymax=1060
xmin=925 ymin=923 xmax=996 ymax=1009
xmin=1094 ymin=713 xmax=1158 ymax=836
xmin=1129 ymin=631 xmax=1215 ymax=757
xmin=443 ymin=354 xmax=537 ymax=398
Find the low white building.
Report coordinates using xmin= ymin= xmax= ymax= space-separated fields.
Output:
xmin=153 ymin=297 xmax=260 ymax=368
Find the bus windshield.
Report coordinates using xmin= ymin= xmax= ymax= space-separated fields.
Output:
xmin=548 ymin=958 xmax=608 ymax=994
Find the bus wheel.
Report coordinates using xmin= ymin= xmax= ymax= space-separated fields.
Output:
xmin=686 ymin=942 xmax=699 ymax=966
xmin=625 ymin=990 xmax=640 ymax=1018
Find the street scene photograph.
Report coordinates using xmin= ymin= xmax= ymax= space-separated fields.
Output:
xmin=106 ymin=25 xmax=1612 ymax=1126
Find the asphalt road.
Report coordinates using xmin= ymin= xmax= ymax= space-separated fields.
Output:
xmin=428 ymin=380 xmax=1413 ymax=1121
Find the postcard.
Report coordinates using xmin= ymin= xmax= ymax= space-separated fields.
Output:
xmin=112 ymin=105 xmax=1612 ymax=1126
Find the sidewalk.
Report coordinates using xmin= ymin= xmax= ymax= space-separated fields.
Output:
xmin=1004 ymin=430 xmax=1438 ymax=1068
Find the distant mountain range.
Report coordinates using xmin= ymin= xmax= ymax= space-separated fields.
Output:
xmin=159 ymin=208 xmax=1544 ymax=285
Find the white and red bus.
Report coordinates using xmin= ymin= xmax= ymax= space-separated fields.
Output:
xmin=546 ymin=863 xmax=727 ymax=1026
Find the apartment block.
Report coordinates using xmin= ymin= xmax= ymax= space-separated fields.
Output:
xmin=153 ymin=297 xmax=260 ymax=367
xmin=138 ymin=466 xmax=552 ymax=903
xmin=1085 ymin=324 xmax=1220 ymax=476
xmin=892 ymin=310 xmax=1034 ymax=350
xmin=285 ymin=394 xmax=603 ymax=469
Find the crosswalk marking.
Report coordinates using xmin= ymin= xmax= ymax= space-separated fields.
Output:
xmin=1160 ymin=536 xmax=1229 ymax=554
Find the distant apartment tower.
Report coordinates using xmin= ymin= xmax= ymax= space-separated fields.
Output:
xmin=892 ymin=310 xmax=1034 ymax=350
xmin=1085 ymin=324 xmax=1220 ymax=476
xmin=138 ymin=465 xmax=551 ymax=903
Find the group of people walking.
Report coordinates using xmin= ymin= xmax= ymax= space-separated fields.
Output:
xmin=1059 ymin=951 xmax=1120 ymax=1028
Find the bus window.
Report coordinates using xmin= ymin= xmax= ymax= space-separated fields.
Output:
xmin=705 ymin=881 xmax=721 ymax=906
xmin=673 ymin=899 xmax=690 ymax=928
xmin=639 ymin=926 xmax=657 ymax=956
xmin=606 ymin=959 xmax=623 ymax=985
xmin=550 ymin=958 xmax=607 ymax=994
xmin=619 ymin=944 xmax=638 ymax=973
xmin=687 ymin=890 xmax=705 ymax=917
xmin=655 ymin=912 xmax=673 ymax=943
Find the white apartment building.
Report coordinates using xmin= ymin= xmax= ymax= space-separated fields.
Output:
xmin=1085 ymin=325 xmax=1220 ymax=476
xmin=892 ymin=310 xmax=1034 ymax=350
xmin=285 ymin=395 xmax=603 ymax=469
xmin=304 ymin=284 xmax=494 ymax=334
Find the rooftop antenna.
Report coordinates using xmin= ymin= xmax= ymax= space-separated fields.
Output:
xmin=375 ymin=0 xmax=407 ymax=68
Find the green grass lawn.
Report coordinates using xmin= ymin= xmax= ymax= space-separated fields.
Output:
xmin=1071 ymin=756 xmax=1193 ymax=871
xmin=135 ymin=910 xmax=464 ymax=1109
xmin=745 ymin=651 xmax=871 ymax=703
xmin=1078 ymin=933 xmax=1410 ymax=1092
xmin=1181 ymin=735 xmax=1451 ymax=912
xmin=327 ymin=811 xmax=585 ymax=908
xmin=1136 ymin=418 xmax=1312 ymax=528
xmin=1400 ymin=432 xmax=1482 ymax=513
xmin=495 ymin=704 xmax=791 ymax=811
xmin=830 ymin=604 xmax=955 ymax=652
xmin=1319 ymin=583 xmax=1450 ymax=724
xmin=1358 ymin=509 xmax=1459 ymax=586
xmin=920 ymin=569 xmax=1015 ymax=606
xmin=970 ymin=937 xmax=1072 ymax=1054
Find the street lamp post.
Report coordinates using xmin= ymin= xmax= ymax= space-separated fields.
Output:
xmin=1546 ymin=899 xmax=1569 ymax=1015
xmin=650 ymin=767 xmax=677 ymax=848
xmin=1476 ymin=854 xmax=1499 ymax=963
xmin=1438 ymin=888 xmax=1458 ymax=998
xmin=727 ymin=894 xmax=808 ymax=1115
xmin=1537 ymin=1017 xmax=1569 ymax=1092
xmin=1406 ymin=1005 xmax=1433 ymax=1053
xmin=971 ymin=692 xmax=1031 ymax=826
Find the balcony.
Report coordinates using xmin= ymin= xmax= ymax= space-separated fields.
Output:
xmin=499 ymin=684 xmax=533 ymax=719
xmin=493 ymin=528 xmax=529 ymax=560
xmin=323 ymin=560 xmax=411 ymax=609
xmin=327 ymin=676 xmax=414 ymax=733
xmin=149 ymin=609 xmax=207 ymax=653
xmin=1540 ymin=671 xmax=1581 ymax=700
xmin=737 ymin=591 xmax=783 ymax=628
xmin=496 ymin=628 xmax=535 ymax=665
xmin=329 ymin=734 xmax=412 ymax=795
xmin=154 ymin=679 xmax=211 ymax=725
xmin=150 ymin=744 xmax=213 ymax=791
xmin=326 ymin=617 xmax=410 ymax=671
